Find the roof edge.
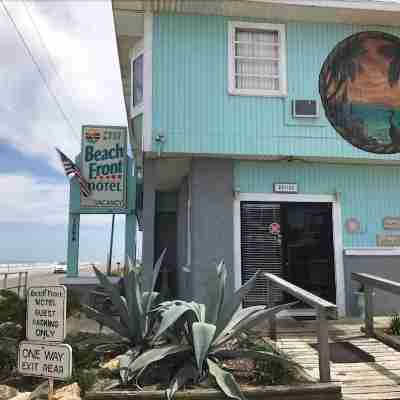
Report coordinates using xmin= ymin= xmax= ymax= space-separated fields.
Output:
xmin=249 ymin=0 xmax=400 ymax=12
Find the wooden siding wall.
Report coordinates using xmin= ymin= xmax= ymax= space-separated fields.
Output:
xmin=234 ymin=160 xmax=400 ymax=248
xmin=152 ymin=14 xmax=400 ymax=161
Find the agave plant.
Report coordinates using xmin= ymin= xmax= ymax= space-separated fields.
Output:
xmin=82 ymin=249 xmax=166 ymax=349
xmin=119 ymin=261 xmax=299 ymax=400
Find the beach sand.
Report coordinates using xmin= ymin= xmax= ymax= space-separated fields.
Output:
xmin=0 ymin=263 xmax=109 ymax=293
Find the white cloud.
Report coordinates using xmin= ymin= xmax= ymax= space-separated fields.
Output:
xmin=0 ymin=173 xmax=113 ymax=226
xmin=0 ymin=0 xmax=126 ymax=171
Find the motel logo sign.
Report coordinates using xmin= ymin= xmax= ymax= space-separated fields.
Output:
xmin=80 ymin=125 xmax=127 ymax=210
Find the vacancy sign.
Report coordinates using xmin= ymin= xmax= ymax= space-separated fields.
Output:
xmin=26 ymin=286 xmax=67 ymax=342
xmin=80 ymin=125 xmax=127 ymax=210
xmin=18 ymin=342 xmax=72 ymax=380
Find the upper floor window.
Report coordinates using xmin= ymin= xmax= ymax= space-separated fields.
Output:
xmin=132 ymin=53 xmax=143 ymax=107
xmin=130 ymin=39 xmax=144 ymax=116
xmin=228 ymin=21 xmax=287 ymax=97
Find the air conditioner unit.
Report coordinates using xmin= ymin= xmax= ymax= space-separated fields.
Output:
xmin=292 ymin=100 xmax=319 ymax=118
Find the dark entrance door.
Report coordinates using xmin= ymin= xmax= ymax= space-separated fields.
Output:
xmin=241 ymin=202 xmax=336 ymax=308
xmin=154 ymin=212 xmax=177 ymax=299
xmin=282 ymin=203 xmax=336 ymax=304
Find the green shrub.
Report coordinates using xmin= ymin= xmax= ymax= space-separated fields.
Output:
xmin=0 ymin=290 xmax=27 ymax=331
xmin=0 ymin=337 xmax=17 ymax=377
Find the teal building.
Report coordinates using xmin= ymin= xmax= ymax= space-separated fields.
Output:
xmin=113 ymin=0 xmax=400 ymax=317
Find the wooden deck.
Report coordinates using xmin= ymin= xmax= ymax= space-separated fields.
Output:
xmin=274 ymin=317 xmax=400 ymax=400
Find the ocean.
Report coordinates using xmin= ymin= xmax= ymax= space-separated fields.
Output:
xmin=0 ymin=261 xmax=97 ymax=273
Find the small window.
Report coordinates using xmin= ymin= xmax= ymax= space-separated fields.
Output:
xmin=228 ymin=21 xmax=287 ymax=97
xmin=132 ymin=53 xmax=143 ymax=108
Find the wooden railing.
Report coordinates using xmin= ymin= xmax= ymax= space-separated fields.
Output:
xmin=0 ymin=271 xmax=29 ymax=298
xmin=263 ymin=273 xmax=338 ymax=383
xmin=352 ymin=272 xmax=400 ymax=337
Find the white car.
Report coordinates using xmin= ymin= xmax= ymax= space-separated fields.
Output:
xmin=53 ymin=263 xmax=67 ymax=274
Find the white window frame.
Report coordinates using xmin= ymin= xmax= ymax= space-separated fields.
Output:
xmin=228 ymin=21 xmax=287 ymax=97
xmin=233 ymin=193 xmax=346 ymax=317
xmin=130 ymin=39 xmax=144 ymax=118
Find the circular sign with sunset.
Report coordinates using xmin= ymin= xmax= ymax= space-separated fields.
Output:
xmin=320 ymin=31 xmax=400 ymax=154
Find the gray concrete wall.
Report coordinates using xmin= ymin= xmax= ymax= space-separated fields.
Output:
xmin=190 ymin=158 xmax=235 ymax=304
xmin=142 ymin=159 xmax=156 ymax=289
xmin=176 ymin=177 xmax=189 ymax=299
xmin=344 ymin=255 xmax=400 ymax=316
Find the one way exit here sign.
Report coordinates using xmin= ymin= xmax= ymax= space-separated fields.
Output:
xmin=18 ymin=342 xmax=72 ymax=381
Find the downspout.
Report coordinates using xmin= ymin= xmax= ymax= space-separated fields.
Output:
xmin=187 ymin=176 xmax=192 ymax=267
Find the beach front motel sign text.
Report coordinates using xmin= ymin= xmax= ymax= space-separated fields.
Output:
xmin=81 ymin=125 xmax=127 ymax=209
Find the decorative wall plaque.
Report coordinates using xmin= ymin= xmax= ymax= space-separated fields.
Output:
xmin=320 ymin=31 xmax=400 ymax=154
xmin=345 ymin=217 xmax=361 ymax=233
xmin=377 ymin=234 xmax=400 ymax=246
xmin=383 ymin=217 xmax=400 ymax=230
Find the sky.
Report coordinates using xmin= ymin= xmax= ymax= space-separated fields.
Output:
xmin=0 ymin=0 xmax=134 ymax=264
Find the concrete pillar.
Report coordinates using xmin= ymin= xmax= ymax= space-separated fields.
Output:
xmin=190 ymin=158 xmax=234 ymax=304
xmin=176 ymin=177 xmax=189 ymax=299
xmin=142 ymin=159 xmax=156 ymax=289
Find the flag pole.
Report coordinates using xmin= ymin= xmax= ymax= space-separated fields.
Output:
xmin=107 ymin=214 xmax=115 ymax=276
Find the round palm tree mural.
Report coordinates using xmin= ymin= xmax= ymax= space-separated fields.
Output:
xmin=320 ymin=31 xmax=400 ymax=154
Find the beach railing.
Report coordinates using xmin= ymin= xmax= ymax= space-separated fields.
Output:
xmin=352 ymin=272 xmax=400 ymax=337
xmin=264 ymin=272 xmax=338 ymax=383
xmin=0 ymin=271 xmax=29 ymax=298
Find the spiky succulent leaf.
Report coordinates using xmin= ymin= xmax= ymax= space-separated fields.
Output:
xmin=142 ymin=292 xmax=159 ymax=311
xmin=166 ymin=360 xmax=199 ymax=400
xmin=93 ymin=266 xmax=129 ymax=326
xmin=217 ymin=302 xmax=298 ymax=347
xmin=204 ymin=261 xmax=225 ymax=325
xmin=214 ymin=305 xmax=266 ymax=345
xmin=215 ymin=261 xmax=227 ymax=324
xmin=216 ymin=271 xmax=260 ymax=336
xmin=81 ymin=304 xmax=130 ymax=338
xmin=207 ymin=358 xmax=244 ymax=400
xmin=118 ymin=348 xmax=139 ymax=383
xmin=127 ymin=344 xmax=191 ymax=381
xmin=145 ymin=248 xmax=166 ymax=313
xmin=192 ymin=322 xmax=216 ymax=371
xmin=124 ymin=267 xmax=145 ymax=341
xmin=154 ymin=304 xmax=197 ymax=341
xmin=155 ymin=300 xmax=206 ymax=323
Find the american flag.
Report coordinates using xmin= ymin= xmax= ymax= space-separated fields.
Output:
xmin=56 ymin=148 xmax=91 ymax=197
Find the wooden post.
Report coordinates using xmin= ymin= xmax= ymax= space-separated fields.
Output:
xmin=267 ymin=279 xmax=277 ymax=341
xmin=48 ymin=377 xmax=54 ymax=400
xmin=2 ymin=273 xmax=7 ymax=289
xmin=364 ymin=285 xmax=374 ymax=337
xmin=67 ymin=177 xmax=81 ymax=278
xmin=107 ymin=214 xmax=116 ymax=276
xmin=17 ymin=272 xmax=22 ymax=297
xmin=317 ymin=307 xmax=331 ymax=382
xmin=24 ymin=272 xmax=28 ymax=298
